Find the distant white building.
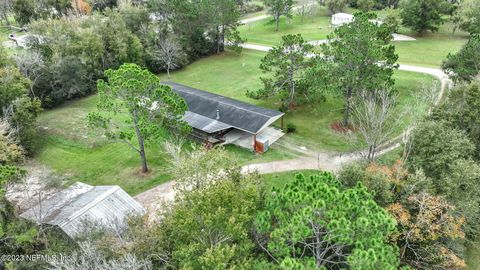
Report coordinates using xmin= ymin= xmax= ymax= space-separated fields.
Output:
xmin=20 ymin=182 xmax=145 ymax=239
xmin=331 ymin=13 xmax=354 ymax=27
xmin=8 ymin=34 xmax=44 ymax=49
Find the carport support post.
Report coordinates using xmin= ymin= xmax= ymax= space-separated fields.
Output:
xmin=253 ymin=134 xmax=257 ymax=152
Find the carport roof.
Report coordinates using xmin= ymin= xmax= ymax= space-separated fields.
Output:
xmin=163 ymin=82 xmax=284 ymax=134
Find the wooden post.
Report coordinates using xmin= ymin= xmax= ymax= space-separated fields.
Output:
xmin=281 ymin=116 xmax=284 ymax=131
xmin=253 ymin=134 xmax=257 ymax=152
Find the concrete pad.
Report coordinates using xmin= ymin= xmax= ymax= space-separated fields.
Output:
xmin=393 ymin=33 xmax=416 ymax=41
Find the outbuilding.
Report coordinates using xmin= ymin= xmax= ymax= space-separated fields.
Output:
xmin=20 ymin=182 xmax=145 ymax=239
xmin=163 ymin=82 xmax=285 ymax=153
xmin=331 ymin=13 xmax=354 ymax=27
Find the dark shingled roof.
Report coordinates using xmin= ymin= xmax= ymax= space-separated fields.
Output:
xmin=163 ymin=82 xmax=284 ymax=134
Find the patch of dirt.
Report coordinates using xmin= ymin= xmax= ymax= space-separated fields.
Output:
xmin=6 ymin=162 xmax=66 ymax=214
xmin=330 ymin=120 xmax=357 ymax=133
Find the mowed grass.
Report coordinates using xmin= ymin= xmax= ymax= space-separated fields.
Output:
xmin=159 ymin=49 xmax=436 ymax=152
xmin=239 ymin=7 xmax=468 ymax=68
xmin=239 ymin=6 xmax=333 ymax=46
xmin=36 ymin=95 xmax=172 ymax=195
xmin=394 ymin=22 xmax=469 ymax=68
xmin=36 ymin=49 xmax=435 ymax=195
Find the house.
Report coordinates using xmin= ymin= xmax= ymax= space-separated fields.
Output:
xmin=163 ymin=82 xmax=285 ymax=153
xmin=331 ymin=13 xmax=354 ymax=27
xmin=331 ymin=13 xmax=384 ymax=28
xmin=20 ymin=182 xmax=145 ymax=239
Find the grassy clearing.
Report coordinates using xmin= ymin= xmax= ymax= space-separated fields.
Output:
xmin=239 ymin=7 xmax=332 ymax=46
xmin=36 ymin=95 xmax=173 ymax=195
xmin=0 ymin=26 xmax=11 ymax=42
xmin=36 ymin=49 xmax=435 ymax=195
xmin=239 ymin=7 xmax=468 ymax=68
xmin=160 ymin=49 xmax=435 ymax=152
xmin=394 ymin=22 xmax=469 ymax=68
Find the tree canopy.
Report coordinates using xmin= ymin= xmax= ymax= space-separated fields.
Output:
xmin=442 ymin=34 xmax=480 ymax=83
xmin=314 ymin=12 xmax=398 ymax=126
xmin=255 ymin=172 xmax=400 ymax=269
xmin=400 ymin=0 xmax=445 ymax=34
xmin=247 ymin=34 xmax=322 ymax=110
xmin=87 ymin=63 xmax=189 ymax=173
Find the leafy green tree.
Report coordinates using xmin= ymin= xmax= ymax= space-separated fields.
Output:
xmin=247 ymin=34 xmax=321 ymax=110
xmin=357 ymin=0 xmax=375 ymax=11
xmin=324 ymin=0 xmax=348 ymax=14
xmin=0 ymin=66 xmax=30 ymax=112
xmin=430 ymin=80 xmax=480 ymax=158
xmin=442 ymin=34 xmax=480 ymax=82
xmin=442 ymin=159 xmax=480 ymax=238
xmin=132 ymin=172 xmax=262 ymax=269
xmin=315 ymin=12 xmax=398 ymax=126
xmin=206 ymin=0 xmax=244 ymax=53
xmin=0 ymin=45 xmax=8 ymax=67
xmin=263 ymin=0 xmax=293 ymax=31
xmin=408 ymin=120 xmax=474 ymax=180
xmin=340 ymin=161 xmax=468 ymax=269
xmin=12 ymin=0 xmax=36 ymax=25
xmin=28 ymin=11 xmax=147 ymax=106
xmin=153 ymin=0 xmax=243 ymax=57
xmin=4 ymin=97 xmax=42 ymax=154
xmin=165 ymin=144 xmax=242 ymax=191
xmin=90 ymin=0 xmax=117 ymax=11
xmin=400 ymin=0 xmax=444 ymax=34
xmin=452 ymin=0 xmax=480 ymax=34
xmin=255 ymin=172 xmax=400 ymax=269
xmin=88 ymin=63 xmax=189 ymax=173
xmin=383 ymin=7 xmax=401 ymax=33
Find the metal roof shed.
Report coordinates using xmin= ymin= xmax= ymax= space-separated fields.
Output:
xmin=331 ymin=13 xmax=354 ymax=27
xmin=20 ymin=182 xmax=145 ymax=239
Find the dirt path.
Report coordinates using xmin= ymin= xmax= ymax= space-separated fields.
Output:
xmin=135 ymin=33 xmax=451 ymax=214
xmin=135 ymin=61 xmax=450 ymax=213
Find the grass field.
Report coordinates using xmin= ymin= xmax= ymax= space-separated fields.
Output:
xmin=239 ymin=6 xmax=468 ymax=68
xmin=239 ymin=8 xmax=332 ymax=45
xmin=159 ymin=49 xmax=435 ymax=152
xmin=35 ymin=95 xmax=174 ymax=195
xmin=394 ymin=22 xmax=469 ymax=68
xmin=35 ymin=49 xmax=434 ymax=195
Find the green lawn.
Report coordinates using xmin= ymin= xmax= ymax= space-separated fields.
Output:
xmin=159 ymin=49 xmax=435 ymax=152
xmin=394 ymin=22 xmax=469 ymax=68
xmin=239 ymin=7 xmax=332 ymax=46
xmin=35 ymin=95 xmax=173 ymax=195
xmin=0 ymin=26 xmax=13 ymax=42
xmin=239 ymin=7 xmax=468 ymax=68
xmin=35 ymin=48 xmax=435 ymax=195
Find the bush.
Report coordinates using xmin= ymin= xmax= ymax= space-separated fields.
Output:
xmin=286 ymin=123 xmax=296 ymax=133
xmin=243 ymin=2 xmax=264 ymax=14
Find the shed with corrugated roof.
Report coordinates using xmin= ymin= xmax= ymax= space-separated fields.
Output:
xmin=20 ymin=182 xmax=145 ymax=239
